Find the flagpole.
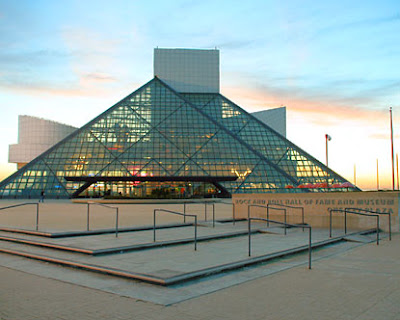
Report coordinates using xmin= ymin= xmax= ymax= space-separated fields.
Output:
xmin=376 ymin=159 xmax=379 ymax=190
xmin=354 ymin=164 xmax=357 ymax=185
xmin=390 ymin=107 xmax=395 ymax=190
xmin=397 ymin=153 xmax=399 ymax=190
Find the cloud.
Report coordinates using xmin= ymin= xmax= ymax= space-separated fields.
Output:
xmin=0 ymin=49 xmax=68 ymax=66
xmin=312 ymin=13 xmax=400 ymax=40
xmin=369 ymin=133 xmax=400 ymax=140
xmin=222 ymin=81 xmax=397 ymax=128
xmin=0 ymin=27 xmax=123 ymax=97
xmin=215 ymin=40 xmax=255 ymax=50
xmin=0 ymin=80 xmax=84 ymax=97
xmin=0 ymin=73 xmax=117 ymax=98
xmin=80 ymin=72 xmax=117 ymax=84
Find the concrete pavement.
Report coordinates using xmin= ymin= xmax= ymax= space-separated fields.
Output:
xmin=1 ymin=234 xmax=399 ymax=319
xmin=1 ymin=200 xmax=399 ymax=319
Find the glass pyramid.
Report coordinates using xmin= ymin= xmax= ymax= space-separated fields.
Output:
xmin=0 ymin=77 xmax=358 ymax=199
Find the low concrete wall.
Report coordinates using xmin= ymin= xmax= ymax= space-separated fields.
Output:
xmin=233 ymin=191 xmax=400 ymax=232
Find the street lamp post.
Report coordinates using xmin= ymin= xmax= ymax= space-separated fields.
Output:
xmin=390 ymin=107 xmax=395 ymax=190
xmin=325 ymin=134 xmax=332 ymax=167
xmin=325 ymin=134 xmax=332 ymax=190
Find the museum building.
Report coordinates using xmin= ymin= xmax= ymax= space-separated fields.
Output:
xmin=0 ymin=48 xmax=357 ymax=199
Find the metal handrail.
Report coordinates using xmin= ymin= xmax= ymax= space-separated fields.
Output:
xmin=153 ymin=209 xmax=197 ymax=250
xmin=232 ymin=203 xmax=236 ymax=225
xmin=345 ymin=207 xmax=391 ymax=240
xmin=204 ymin=202 xmax=215 ymax=227
xmin=267 ymin=203 xmax=305 ymax=231
xmin=329 ymin=209 xmax=379 ymax=245
xmin=217 ymin=202 xmax=236 ymax=225
xmin=86 ymin=202 xmax=119 ymax=237
xmin=248 ymin=204 xmax=287 ymax=234
xmin=248 ymin=217 xmax=312 ymax=269
xmin=183 ymin=201 xmax=215 ymax=227
xmin=0 ymin=203 xmax=40 ymax=231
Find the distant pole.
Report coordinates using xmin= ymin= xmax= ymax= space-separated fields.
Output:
xmin=376 ymin=159 xmax=379 ymax=190
xmin=354 ymin=164 xmax=357 ymax=185
xmin=390 ymin=107 xmax=395 ymax=190
xmin=396 ymin=153 xmax=399 ymax=190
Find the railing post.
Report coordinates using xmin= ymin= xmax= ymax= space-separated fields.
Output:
xmin=183 ymin=202 xmax=186 ymax=223
xmin=389 ymin=212 xmax=392 ymax=241
xmin=377 ymin=215 xmax=380 ymax=245
xmin=248 ymin=218 xmax=251 ymax=256
xmin=36 ymin=203 xmax=39 ymax=231
xmin=204 ymin=202 xmax=207 ymax=221
xmin=115 ymin=208 xmax=119 ymax=238
xmin=87 ymin=203 xmax=90 ymax=231
xmin=284 ymin=209 xmax=287 ymax=235
xmin=308 ymin=227 xmax=312 ymax=269
xmin=232 ymin=203 xmax=236 ymax=225
xmin=212 ymin=203 xmax=215 ymax=228
xmin=153 ymin=209 xmax=156 ymax=242
xmin=194 ymin=216 xmax=197 ymax=251
xmin=302 ymin=207 xmax=305 ymax=232
xmin=266 ymin=205 xmax=270 ymax=227
xmin=344 ymin=210 xmax=347 ymax=234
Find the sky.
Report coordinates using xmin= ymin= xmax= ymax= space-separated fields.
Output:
xmin=0 ymin=0 xmax=399 ymax=190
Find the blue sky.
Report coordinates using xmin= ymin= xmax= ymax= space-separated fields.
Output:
xmin=0 ymin=0 xmax=399 ymax=189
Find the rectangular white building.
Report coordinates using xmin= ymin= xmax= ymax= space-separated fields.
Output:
xmin=154 ymin=48 xmax=220 ymax=93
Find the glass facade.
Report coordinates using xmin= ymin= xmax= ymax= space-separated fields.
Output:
xmin=0 ymin=77 xmax=358 ymax=199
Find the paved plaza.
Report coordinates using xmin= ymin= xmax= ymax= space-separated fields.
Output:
xmin=0 ymin=200 xmax=399 ymax=319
